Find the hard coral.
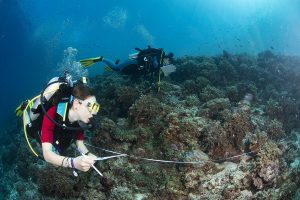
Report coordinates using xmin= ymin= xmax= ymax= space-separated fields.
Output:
xmin=163 ymin=106 xmax=206 ymax=154
xmin=223 ymin=112 xmax=253 ymax=151
xmin=199 ymin=85 xmax=225 ymax=102
xmin=128 ymin=95 xmax=166 ymax=125
xmin=37 ymin=166 xmax=87 ymax=198
xmin=171 ymin=56 xmax=220 ymax=83
xmin=182 ymin=77 xmax=210 ymax=96
xmin=116 ymin=86 xmax=140 ymax=115
xmin=200 ymin=98 xmax=230 ymax=119
xmin=252 ymin=142 xmax=282 ymax=189
xmin=266 ymin=119 xmax=286 ymax=140
xmin=265 ymin=96 xmax=299 ymax=132
xmin=92 ymin=117 xmax=116 ymax=148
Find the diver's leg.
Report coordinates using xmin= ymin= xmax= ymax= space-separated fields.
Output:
xmin=103 ymin=59 xmax=137 ymax=71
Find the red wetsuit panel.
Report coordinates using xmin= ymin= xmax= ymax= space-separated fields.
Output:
xmin=41 ymin=106 xmax=84 ymax=143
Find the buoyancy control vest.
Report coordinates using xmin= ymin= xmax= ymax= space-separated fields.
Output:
xmin=20 ymin=73 xmax=90 ymax=159
xmin=135 ymin=46 xmax=166 ymax=75
xmin=52 ymin=100 xmax=83 ymax=154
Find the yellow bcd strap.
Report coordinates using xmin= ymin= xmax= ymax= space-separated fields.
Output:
xmin=23 ymin=95 xmax=40 ymax=158
xmin=22 ymin=87 xmax=61 ymax=159
xmin=157 ymin=69 xmax=161 ymax=92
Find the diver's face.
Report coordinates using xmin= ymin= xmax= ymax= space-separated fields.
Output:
xmin=75 ymin=96 xmax=99 ymax=123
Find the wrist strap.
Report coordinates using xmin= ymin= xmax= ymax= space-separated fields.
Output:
xmin=71 ymin=158 xmax=78 ymax=177
xmin=84 ymin=151 xmax=90 ymax=155
xmin=71 ymin=158 xmax=75 ymax=169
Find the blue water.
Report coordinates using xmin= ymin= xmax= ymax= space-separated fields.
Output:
xmin=1 ymin=0 xmax=300 ymax=129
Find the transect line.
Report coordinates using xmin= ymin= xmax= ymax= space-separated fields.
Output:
xmin=84 ymin=142 xmax=257 ymax=164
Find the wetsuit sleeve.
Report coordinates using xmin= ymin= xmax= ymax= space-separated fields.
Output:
xmin=41 ymin=106 xmax=57 ymax=143
xmin=76 ymin=131 xmax=84 ymax=140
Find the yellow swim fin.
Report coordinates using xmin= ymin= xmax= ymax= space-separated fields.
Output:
xmin=15 ymin=100 xmax=33 ymax=117
xmin=15 ymin=104 xmax=23 ymax=117
xmin=80 ymin=56 xmax=103 ymax=67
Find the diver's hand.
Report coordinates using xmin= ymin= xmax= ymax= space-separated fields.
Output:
xmin=73 ymin=155 xmax=95 ymax=172
xmin=87 ymin=153 xmax=97 ymax=160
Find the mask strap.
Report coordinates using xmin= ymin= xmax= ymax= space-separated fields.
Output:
xmin=69 ymin=95 xmax=74 ymax=104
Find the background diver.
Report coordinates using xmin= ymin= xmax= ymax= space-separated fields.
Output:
xmin=80 ymin=46 xmax=176 ymax=90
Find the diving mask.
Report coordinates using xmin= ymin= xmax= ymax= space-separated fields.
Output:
xmin=76 ymin=98 xmax=100 ymax=115
xmin=86 ymin=101 xmax=100 ymax=115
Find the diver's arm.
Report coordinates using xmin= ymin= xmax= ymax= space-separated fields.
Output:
xmin=42 ymin=142 xmax=95 ymax=172
xmin=41 ymin=106 xmax=71 ymax=167
xmin=41 ymin=106 xmax=95 ymax=171
xmin=42 ymin=142 xmax=69 ymax=167
xmin=76 ymin=140 xmax=89 ymax=154
xmin=76 ymin=140 xmax=97 ymax=159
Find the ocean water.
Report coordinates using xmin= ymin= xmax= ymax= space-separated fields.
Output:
xmin=1 ymin=0 xmax=300 ymax=128
xmin=1 ymin=0 xmax=300 ymax=199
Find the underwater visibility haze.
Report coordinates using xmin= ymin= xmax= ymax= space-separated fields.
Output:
xmin=1 ymin=0 xmax=300 ymax=199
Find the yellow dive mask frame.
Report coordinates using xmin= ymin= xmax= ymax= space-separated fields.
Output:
xmin=87 ymin=101 xmax=100 ymax=115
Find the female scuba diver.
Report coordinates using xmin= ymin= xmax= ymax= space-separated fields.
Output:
xmin=18 ymin=76 xmax=101 ymax=173
xmin=41 ymin=84 xmax=99 ymax=172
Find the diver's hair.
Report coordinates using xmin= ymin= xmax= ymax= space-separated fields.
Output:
xmin=72 ymin=83 xmax=95 ymax=100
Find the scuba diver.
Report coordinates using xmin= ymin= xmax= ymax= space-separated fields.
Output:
xmin=80 ymin=46 xmax=175 ymax=91
xmin=15 ymin=73 xmax=100 ymax=173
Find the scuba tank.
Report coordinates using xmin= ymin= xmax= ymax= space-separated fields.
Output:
xmin=27 ymin=72 xmax=74 ymax=124
xmin=128 ymin=52 xmax=138 ymax=59
xmin=28 ymin=77 xmax=65 ymax=123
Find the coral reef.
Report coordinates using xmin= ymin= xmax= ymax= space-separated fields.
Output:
xmin=251 ymin=142 xmax=283 ymax=190
xmin=37 ymin=166 xmax=87 ymax=198
xmin=2 ymin=51 xmax=300 ymax=199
